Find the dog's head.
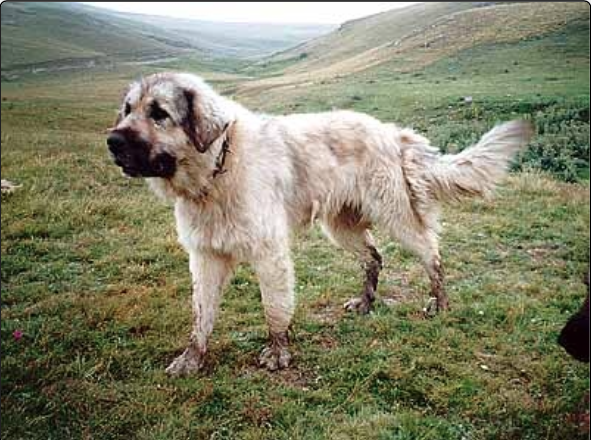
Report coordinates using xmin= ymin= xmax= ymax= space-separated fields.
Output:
xmin=107 ymin=73 xmax=231 ymax=178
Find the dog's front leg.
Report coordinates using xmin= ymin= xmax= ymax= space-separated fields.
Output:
xmin=166 ymin=251 xmax=235 ymax=377
xmin=253 ymin=244 xmax=295 ymax=371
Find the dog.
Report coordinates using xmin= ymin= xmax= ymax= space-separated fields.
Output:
xmin=558 ymin=270 xmax=590 ymax=433
xmin=107 ymin=72 xmax=532 ymax=376
xmin=558 ymin=270 xmax=590 ymax=363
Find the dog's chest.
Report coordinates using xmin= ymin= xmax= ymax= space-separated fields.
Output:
xmin=174 ymin=200 xmax=251 ymax=257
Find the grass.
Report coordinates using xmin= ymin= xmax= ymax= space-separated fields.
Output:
xmin=1 ymin=8 xmax=590 ymax=439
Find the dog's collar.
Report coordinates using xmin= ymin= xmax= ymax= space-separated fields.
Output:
xmin=212 ymin=122 xmax=233 ymax=179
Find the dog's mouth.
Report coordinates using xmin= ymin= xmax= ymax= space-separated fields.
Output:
xmin=107 ymin=130 xmax=178 ymax=178
xmin=111 ymin=152 xmax=177 ymax=179
xmin=111 ymin=153 xmax=142 ymax=177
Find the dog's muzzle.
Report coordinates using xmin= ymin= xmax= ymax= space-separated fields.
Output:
xmin=107 ymin=131 xmax=177 ymax=178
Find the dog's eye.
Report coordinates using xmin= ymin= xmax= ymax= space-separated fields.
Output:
xmin=124 ymin=102 xmax=131 ymax=116
xmin=149 ymin=103 xmax=169 ymax=122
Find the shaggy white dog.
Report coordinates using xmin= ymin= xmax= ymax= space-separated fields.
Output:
xmin=106 ymin=73 xmax=531 ymax=376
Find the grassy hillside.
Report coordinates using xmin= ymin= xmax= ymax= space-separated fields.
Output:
xmin=268 ymin=2 xmax=474 ymax=69
xmin=114 ymin=12 xmax=334 ymax=59
xmin=0 ymin=2 xmax=196 ymax=70
xmin=246 ymin=2 xmax=588 ymax=90
xmin=0 ymin=2 xmax=332 ymax=72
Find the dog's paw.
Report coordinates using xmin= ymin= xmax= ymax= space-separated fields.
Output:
xmin=165 ymin=347 xmax=204 ymax=377
xmin=344 ymin=297 xmax=372 ymax=315
xmin=422 ymin=296 xmax=449 ymax=318
xmin=259 ymin=345 xmax=291 ymax=371
xmin=422 ymin=297 xmax=438 ymax=318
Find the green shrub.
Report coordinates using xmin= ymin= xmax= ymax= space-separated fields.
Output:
xmin=514 ymin=104 xmax=590 ymax=182
xmin=413 ymin=98 xmax=589 ymax=182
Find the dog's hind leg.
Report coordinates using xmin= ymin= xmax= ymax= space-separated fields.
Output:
xmin=388 ymin=224 xmax=449 ymax=315
xmin=366 ymin=164 xmax=449 ymax=314
xmin=322 ymin=209 xmax=383 ymax=315
xmin=253 ymin=242 xmax=295 ymax=371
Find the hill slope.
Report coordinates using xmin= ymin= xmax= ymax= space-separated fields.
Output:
xmin=270 ymin=2 xmax=475 ymax=70
xmin=242 ymin=2 xmax=589 ymax=94
xmin=0 ymin=2 xmax=198 ymax=70
xmin=111 ymin=12 xmax=334 ymax=59
xmin=0 ymin=2 xmax=332 ymax=71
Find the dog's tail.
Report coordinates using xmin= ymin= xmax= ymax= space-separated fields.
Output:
xmin=416 ymin=120 xmax=533 ymax=203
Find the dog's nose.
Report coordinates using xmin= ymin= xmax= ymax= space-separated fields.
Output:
xmin=107 ymin=132 xmax=127 ymax=154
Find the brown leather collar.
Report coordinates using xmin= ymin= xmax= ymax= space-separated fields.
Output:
xmin=212 ymin=122 xmax=232 ymax=178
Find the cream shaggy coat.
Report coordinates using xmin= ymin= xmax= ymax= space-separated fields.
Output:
xmin=107 ymin=73 xmax=532 ymax=375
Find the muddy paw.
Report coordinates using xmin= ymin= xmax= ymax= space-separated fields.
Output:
xmin=422 ymin=296 xmax=449 ymax=318
xmin=422 ymin=297 xmax=438 ymax=318
xmin=165 ymin=347 xmax=204 ymax=377
xmin=259 ymin=345 xmax=291 ymax=371
xmin=344 ymin=297 xmax=373 ymax=314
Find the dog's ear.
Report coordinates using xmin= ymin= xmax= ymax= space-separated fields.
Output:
xmin=182 ymin=89 xmax=227 ymax=153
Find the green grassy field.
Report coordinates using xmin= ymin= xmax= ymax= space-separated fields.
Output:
xmin=2 ymin=3 xmax=590 ymax=439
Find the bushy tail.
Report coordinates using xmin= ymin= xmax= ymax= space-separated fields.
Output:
xmin=426 ymin=120 xmax=533 ymax=202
